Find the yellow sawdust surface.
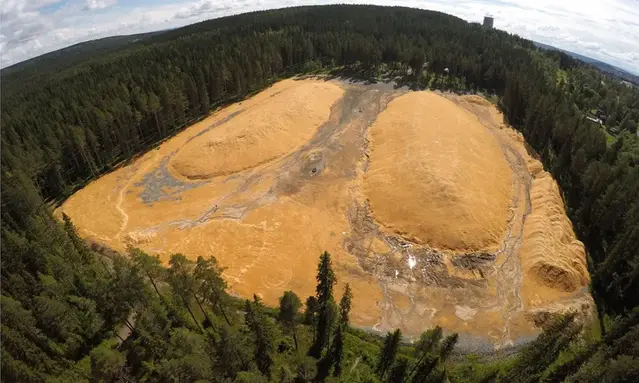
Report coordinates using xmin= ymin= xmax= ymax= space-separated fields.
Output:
xmin=452 ymin=94 xmax=590 ymax=307
xmin=170 ymin=82 xmax=343 ymax=179
xmin=58 ymin=79 xmax=383 ymax=327
xmin=58 ymin=81 xmax=592 ymax=345
xmin=520 ymin=170 xmax=590 ymax=300
xmin=364 ymin=92 xmax=512 ymax=251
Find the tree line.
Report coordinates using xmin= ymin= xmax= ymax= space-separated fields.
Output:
xmin=2 ymin=4 xmax=638 ymax=381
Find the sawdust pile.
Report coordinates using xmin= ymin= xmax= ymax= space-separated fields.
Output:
xmin=58 ymin=80 xmax=594 ymax=347
xmin=521 ymin=168 xmax=589 ymax=292
xmin=170 ymin=82 xmax=343 ymax=179
xmin=364 ymin=92 xmax=512 ymax=251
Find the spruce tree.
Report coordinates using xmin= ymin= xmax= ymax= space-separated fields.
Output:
xmin=411 ymin=355 xmax=439 ymax=383
xmin=245 ymin=295 xmax=275 ymax=378
xmin=331 ymin=325 xmax=344 ymax=377
xmin=167 ymin=254 xmax=201 ymax=331
xmin=438 ymin=333 xmax=458 ymax=363
xmin=332 ymin=284 xmax=353 ymax=377
xmin=309 ymin=251 xmax=336 ymax=358
xmin=338 ymin=283 xmax=352 ymax=327
xmin=279 ymin=290 xmax=302 ymax=350
xmin=377 ymin=329 xmax=401 ymax=378
xmin=304 ymin=296 xmax=318 ymax=325
xmin=194 ymin=256 xmax=232 ymax=325
xmin=388 ymin=357 xmax=409 ymax=383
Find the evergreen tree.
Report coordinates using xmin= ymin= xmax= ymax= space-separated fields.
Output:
xmin=338 ymin=283 xmax=353 ymax=327
xmin=194 ymin=255 xmax=232 ymax=325
xmin=411 ymin=355 xmax=439 ymax=383
xmin=167 ymin=254 xmax=201 ymax=330
xmin=388 ymin=357 xmax=409 ymax=383
xmin=309 ymin=251 xmax=336 ymax=358
xmin=331 ymin=284 xmax=353 ymax=377
xmin=331 ymin=325 xmax=344 ymax=377
xmin=415 ymin=326 xmax=443 ymax=356
xmin=245 ymin=295 xmax=275 ymax=378
xmin=377 ymin=329 xmax=402 ymax=378
xmin=439 ymin=333 xmax=458 ymax=363
xmin=304 ymin=296 xmax=318 ymax=325
xmin=278 ymin=290 xmax=302 ymax=350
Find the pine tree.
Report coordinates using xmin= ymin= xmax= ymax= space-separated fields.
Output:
xmin=309 ymin=251 xmax=336 ymax=358
xmin=439 ymin=333 xmax=458 ymax=363
xmin=304 ymin=296 xmax=318 ymax=325
xmin=503 ymin=313 xmax=581 ymax=382
xmin=415 ymin=326 xmax=442 ymax=356
xmin=388 ymin=357 xmax=409 ymax=383
xmin=411 ymin=355 xmax=439 ymax=383
xmin=245 ymin=295 xmax=275 ymax=378
xmin=406 ymin=327 xmax=443 ymax=382
xmin=279 ymin=290 xmax=302 ymax=350
xmin=331 ymin=325 xmax=344 ymax=377
xmin=130 ymin=248 xmax=166 ymax=302
xmin=194 ymin=256 xmax=232 ymax=325
xmin=338 ymin=283 xmax=352 ymax=327
xmin=196 ymin=69 xmax=210 ymax=115
xmin=167 ymin=254 xmax=201 ymax=331
xmin=377 ymin=329 xmax=401 ymax=378
xmin=331 ymin=284 xmax=353 ymax=377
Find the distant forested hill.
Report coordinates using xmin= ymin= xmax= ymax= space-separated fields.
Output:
xmin=2 ymin=5 xmax=638 ymax=382
xmin=0 ymin=31 xmax=163 ymax=94
xmin=534 ymin=41 xmax=639 ymax=84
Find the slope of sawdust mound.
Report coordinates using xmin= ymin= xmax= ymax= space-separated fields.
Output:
xmin=170 ymin=81 xmax=343 ymax=179
xmin=364 ymin=92 xmax=512 ymax=251
xmin=521 ymin=169 xmax=589 ymax=291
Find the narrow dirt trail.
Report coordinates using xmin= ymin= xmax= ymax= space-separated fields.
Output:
xmin=113 ymin=154 xmax=160 ymax=241
xmin=490 ymin=142 xmax=532 ymax=347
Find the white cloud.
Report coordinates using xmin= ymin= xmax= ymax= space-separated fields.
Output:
xmin=83 ymin=0 xmax=117 ymax=10
xmin=174 ymin=0 xmax=235 ymax=19
xmin=1 ymin=0 xmax=637 ymax=75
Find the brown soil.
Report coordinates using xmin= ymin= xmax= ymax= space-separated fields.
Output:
xmin=58 ymin=79 xmax=592 ymax=351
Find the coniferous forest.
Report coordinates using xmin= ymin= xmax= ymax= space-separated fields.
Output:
xmin=1 ymin=5 xmax=639 ymax=382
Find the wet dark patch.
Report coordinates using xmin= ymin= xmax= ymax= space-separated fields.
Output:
xmin=451 ymin=252 xmax=496 ymax=278
xmin=302 ymin=152 xmax=326 ymax=177
xmin=135 ymin=158 xmax=208 ymax=205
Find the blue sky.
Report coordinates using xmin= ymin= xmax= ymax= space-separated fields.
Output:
xmin=1 ymin=0 xmax=638 ymax=74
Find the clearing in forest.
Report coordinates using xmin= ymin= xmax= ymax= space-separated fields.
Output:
xmin=58 ymin=78 xmax=592 ymax=351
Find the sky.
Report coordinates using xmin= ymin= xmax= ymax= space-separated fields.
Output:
xmin=1 ymin=0 xmax=638 ymax=74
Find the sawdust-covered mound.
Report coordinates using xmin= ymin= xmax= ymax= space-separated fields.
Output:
xmin=521 ymin=169 xmax=589 ymax=292
xmin=364 ymin=91 xmax=512 ymax=251
xmin=170 ymin=81 xmax=343 ymax=179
